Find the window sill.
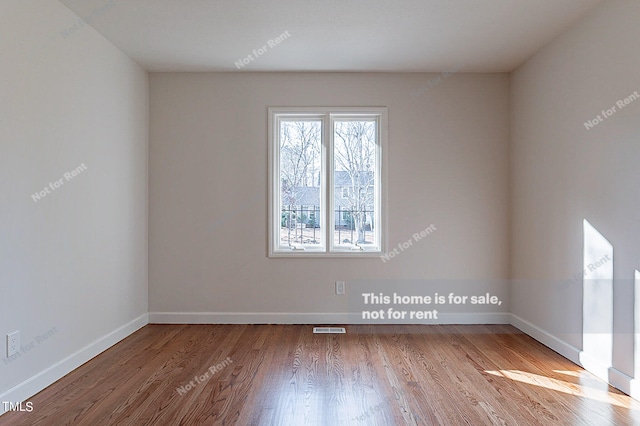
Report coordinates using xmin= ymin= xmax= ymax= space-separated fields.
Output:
xmin=269 ymin=249 xmax=383 ymax=258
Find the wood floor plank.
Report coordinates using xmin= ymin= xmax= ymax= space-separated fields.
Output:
xmin=468 ymin=325 xmax=640 ymax=425
xmin=458 ymin=325 xmax=632 ymax=425
xmin=413 ymin=329 xmax=514 ymax=425
xmin=2 ymin=324 xmax=640 ymax=425
xmin=440 ymin=328 xmax=562 ymax=425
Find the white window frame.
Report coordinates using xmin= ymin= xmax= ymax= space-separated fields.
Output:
xmin=268 ymin=107 xmax=387 ymax=257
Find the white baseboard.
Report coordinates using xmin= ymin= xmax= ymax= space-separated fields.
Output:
xmin=609 ymin=367 xmax=633 ymax=396
xmin=0 ymin=313 xmax=149 ymax=417
xmin=436 ymin=312 xmax=511 ymax=324
xmin=148 ymin=311 xmax=511 ymax=325
xmin=630 ymin=378 xmax=640 ymax=401
xmin=509 ymin=313 xmax=581 ymax=365
xmin=3 ymin=310 xmax=637 ymax=416
xmin=510 ymin=313 xmax=639 ymax=400
xmin=149 ymin=311 xmax=354 ymax=324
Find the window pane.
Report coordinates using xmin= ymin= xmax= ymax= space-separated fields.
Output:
xmin=333 ymin=120 xmax=377 ymax=248
xmin=279 ymin=120 xmax=322 ymax=249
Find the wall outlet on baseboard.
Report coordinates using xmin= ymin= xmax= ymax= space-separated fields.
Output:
xmin=7 ymin=331 xmax=20 ymax=357
xmin=335 ymin=281 xmax=345 ymax=295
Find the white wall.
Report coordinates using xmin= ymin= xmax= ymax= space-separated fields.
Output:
xmin=510 ymin=0 xmax=640 ymax=394
xmin=0 ymin=0 xmax=148 ymax=411
xmin=149 ymin=72 xmax=510 ymax=323
xmin=1 ymin=0 xmax=636 ymax=412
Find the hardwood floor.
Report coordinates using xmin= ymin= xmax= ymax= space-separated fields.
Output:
xmin=2 ymin=324 xmax=640 ymax=425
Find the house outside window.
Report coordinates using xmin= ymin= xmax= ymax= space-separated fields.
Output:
xmin=268 ymin=107 xmax=387 ymax=257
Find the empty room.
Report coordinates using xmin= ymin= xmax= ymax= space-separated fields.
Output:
xmin=2 ymin=0 xmax=640 ymax=424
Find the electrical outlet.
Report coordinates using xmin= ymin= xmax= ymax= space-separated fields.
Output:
xmin=7 ymin=331 xmax=20 ymax=357
xmin=335 ymin=281 xmax=345 ymax=295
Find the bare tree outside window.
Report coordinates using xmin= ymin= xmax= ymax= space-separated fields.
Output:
xmin=269 ymin=107 xmax=385 ymax=256
xmin=280 ymin=121 xmax=320 ymax=204
xmin=279 ymin=121 xmax=321 ymax=246
xmin=334 ymin=120 xmax=376 ymax=245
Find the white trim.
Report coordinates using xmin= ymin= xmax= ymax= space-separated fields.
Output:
xmin=351 ymin=312 xmax=510 ymax=325
xmin=434 ymin=312 xmax=511 ymax=324
xmin=0 ymin=314 xmax=148 ymax=417
xmin=509 ymin=313 xmax=640 ymax=399
xmin=268 ymin=107 xmax=387 ymax=257
xmin=149 ymin=311 xmax=510 ymax=325
xmin=609 ymin=367 xmax=633 ymax=397
xmin=509 ymin=313 xmax=581 ymax=365
xmin=267 ymin=108 xmax=276 ymax=257
xmin=151 ymin=312 xmax=356 ymax=324
xmin=267 ymin=252 xmax=387 ymax=258
xmin=577 ymin=349 xmax=610 ymax=382
xmin=4 ymin=310 xmax=638 ymax=416
xmin=269 ymin=112 xmax=326 ymax=254
xmin=329 ymin=113 xmax=384 ymax=253
xmin=630 ymin=378 xmax=640 ymax=401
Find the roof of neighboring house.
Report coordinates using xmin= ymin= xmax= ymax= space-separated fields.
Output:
xmin=282 ymin=171 xmax=374 ymax=209
xmin=334 ymin=170 xmax=374 ymax=187
xmin=283 ymin=186 xmax=320 ymax=206
xmin=283 ymin=187 xmax=373 ymax=210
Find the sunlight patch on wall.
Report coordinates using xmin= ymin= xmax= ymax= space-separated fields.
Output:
xmin=580 ymin=219 xmax=613 ymax=380
xmin=635 ymin=270 xmax=640 ymax=379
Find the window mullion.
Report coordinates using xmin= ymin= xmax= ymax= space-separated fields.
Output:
xmin=323 ymin=113 xmax=331 ymax=253
xmin=268 ymin=107 xmax=386 ymax=257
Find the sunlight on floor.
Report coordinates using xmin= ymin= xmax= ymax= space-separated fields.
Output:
xmin=485 ymin=369 xmax=640 ymax=410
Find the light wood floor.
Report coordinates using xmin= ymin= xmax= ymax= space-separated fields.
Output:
xmin=3 ymin=324 xmax=640 ymax=425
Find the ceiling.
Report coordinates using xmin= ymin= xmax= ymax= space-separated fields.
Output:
xmin=59 ymin=0 xmax=604 ymax=73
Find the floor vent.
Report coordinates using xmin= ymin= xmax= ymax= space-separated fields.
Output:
xmin=313 ymin=327 xmax=346 ymax=334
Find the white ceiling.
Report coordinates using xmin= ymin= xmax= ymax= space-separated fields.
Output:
xmin=59 ymin=0 xmax=604 ymax=72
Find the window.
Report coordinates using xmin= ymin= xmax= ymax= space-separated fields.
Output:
xmin=268 ymin=107 xmax=387 ymax=257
